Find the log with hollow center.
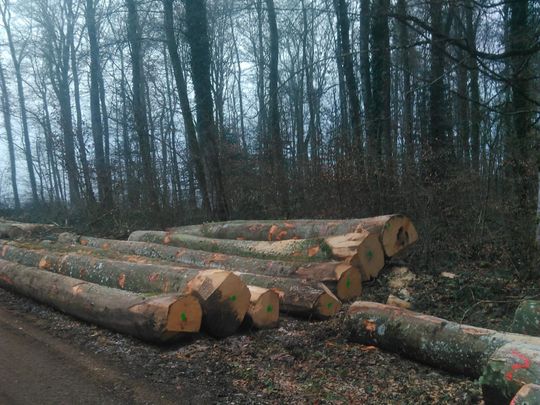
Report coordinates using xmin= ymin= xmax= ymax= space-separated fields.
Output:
xmin=57 ymin=235 xmax=362 ymax=301
xmin=0 ymin=258 xmax=201 ymax=342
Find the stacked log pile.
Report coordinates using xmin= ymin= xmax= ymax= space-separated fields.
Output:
xmin=0 ymin=214 xmax=418 ymax=341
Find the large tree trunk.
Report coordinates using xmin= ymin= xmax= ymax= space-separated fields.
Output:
xmin=129 ymin=230 xmax=334 ymax=262
xmin=125 ymin=0 xmax=160 ymax=212
xmin=85 ymin=0 xmax=113 ymax=208
xmin=0 ymin=3 xmax=38 ymax=204
xmin=346 ymin=301 xmax=540 ymax=403
xmin=177 ymin=214 xmax=417 ymax=257
xmin=162 ymin=0 xmax=211 ymax=216
xmin=265 ymin=0 xmax=289 ymax=215
xmin=0 ymin=58 xmax=19 ymax=209
xmin=183 ymin=0 xmax=228 ymax=220
xmin=71 ymin=235 xmax=361 ymax=300
xmin=1 ymin=244 xmax=249 ymax=338
xmin=0 ymin=259 xmax=201 ymax=343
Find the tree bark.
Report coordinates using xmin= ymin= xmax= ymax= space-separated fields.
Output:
xmin=346 ymin=301 xmax=540 ymax=377
xmin=178 ymin=214 xmax=417 ymax=257
xmin=0 ymin=1 xmax=38 ymax=204
xmin=1 ymin=243 xmax=249 ymax=338
xmin=0 ymin=58 xmax=19 ymax=209
xmin=125 ymin=0 xmax=160 ymax=212
xmin=183 ymin=0 xmax=228 ymax=220
xmin=72 ymin=235 xmax=361 ymax=300
xmin=0 ymin=258 xmax=201 ymax=343
xmin=162 ymin=0 xmax=211 ymax=216
xmin=85 ymin=0 xmax=113 ymax=208
xmin=512 ymin=300 xmax=540 ymax=336
xmin=511 ymin=384 xmax=540 ymax=405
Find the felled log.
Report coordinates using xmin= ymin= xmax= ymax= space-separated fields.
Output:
xmin=346 ymin=301 xmax=540 ymax=404
xmin=175 ymin=214 xmax=418 ymax=257
xmin=0 ymin=258 xmax=201 ymax=342
xmin=245 ymin=286 xmax=279 ymax=329
xmin=235 ymin=272 xmax=341 ymax=319
xmin=481 ymin=343 xmax=540 ymax=405
xmin=0 ymin=219 xmax=56 ymax=239
xmin=69 ymin=236 xmax=362 ymax=301
xmin=128 ymin=230 xmax=333 ymax=262
xmin=510 ymin=384 xmax=540 ymax=405
xmin=1 ymin=244 xmax=250 ymax=338
xmin=512 ymin=300 xmax=540 ymax=336
xmin=325 ymin=231 xmax=385 ymax=280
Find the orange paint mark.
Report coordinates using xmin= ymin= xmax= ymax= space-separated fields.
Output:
xmin=363 ymin=319 xmax=377 ymax=333
xmin=270 ymin=288 xmax=285 ymax=299
xmin=0 ymin=274 xmax=13 ymax=285
xmin=175 ymin=249 xmax=186 ymax=258
xmin=236 ymin=237 xmax=245 ymax=240
xmin=148 ymin=273 xmax=160 ymax=282
xmin=505 ymin=350 xmax=531 ymax=381
xmin=284 ymin=222 xmax=295 ymax=229
xmin=102 ymin=243 xmax=110 ymax=250
xmin=79 ymin=268 xmax=87 ymax=278
xmin=308 ymin=246 xmax=320 ymax=257
xmin=276 ymin=231 xmax=287 ymax=241
xmin=80 ymin=239 xmax=88 ymax=246
xmin=209 ymin=253 xmax=228 ymax=263
xmin=360 ymin=345 xmax=378 ymax=352
xmin=268 ymin=225 xmax=278 ymax=241
xmin=163 ymin=234 xmax=172 ymax=244
xmin=118 ymin=273 xmax=126 ymax=289
xmin=39 ymin=257 xmax=52 ymax=270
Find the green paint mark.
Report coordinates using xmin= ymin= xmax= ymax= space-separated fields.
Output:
xmin=266 ymin=305 xmax=273 ymax=313
xmin=229 ymin=295 xmax=237 ymax=302
xmin=181 ymin=312 xmax=187 ymax=322
xmin=385 ymin=222 xmax=391 ymax=229
xmin=327 ymin=302 xmax=333 ymax=309
xmin=367 ymin=250 xmax=374 ymax=260
xmin=346 ymin=277 xmax=351 ymax=289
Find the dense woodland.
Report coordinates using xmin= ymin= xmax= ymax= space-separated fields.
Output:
xmin=0 ymin=0 xmax=538 ymax=271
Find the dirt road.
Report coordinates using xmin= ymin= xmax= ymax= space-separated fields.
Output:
xmin=0 ymin=306 xmax=182 ymax=405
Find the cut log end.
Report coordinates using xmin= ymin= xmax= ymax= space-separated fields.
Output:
xmin=186 ymin=270 xmax=250 ymax=337
xmin=349 ymin=233 xmax=385 ymax=280
xmin=165 ymin=295 xmax=203 ymax=333
xmin=380 ymin=215 xmax=418 ymax=257
xmin=335 ymin=265 xmax=362 ymax=301
xmin=314 ymin=284 xmax=342 ymax=319
xmin=511 ymin=384 xmax=540 ymax=405
xmin=247 ymin=286 xmax=279 ymax=329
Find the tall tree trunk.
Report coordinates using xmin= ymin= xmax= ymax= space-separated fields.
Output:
xmin=230 ymin=13 xmax=246 ymax=150
xmin=265 ymin=0 xmax=289 ymax=216
xmin=125 ymin=0 xmax=160 ymax=212
xmin=0 ymin=58 xmax=20 ymax=209
xmin=0 ymin=2 xmax=38 ymax=204
xmin=162 ymin=0 xmax=211 ymax=216
xmin=506 ymin=0 xmax=537 ymax=270
xmin=183 ymin=0 xmax=229 ymax=220
xmin=85 ymin=0 xmax=113 ymax=209
xmin=466 ymin=0 xmax=480 ymax=172
xmin=334 ymin=0 xmax=363 ymax=167
xmin=70 ymin=31 xmax=95 ymax=204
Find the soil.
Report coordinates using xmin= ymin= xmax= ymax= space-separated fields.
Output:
xmin=1 ymin=243 xmax=538 ymax=403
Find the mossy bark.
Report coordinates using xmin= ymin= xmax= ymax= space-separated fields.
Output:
xmin=480 ymin=344 xmax=540 ymax=405
xmin=510 ymin=383 xmax=540 ymax=405
xmin=128 ymin=230 xmax=333 ymax=262
xmin=346 ymin=301 xmax=540 ymax=377
xmin=512 ymin=300 xmax=540 ymax=336
xmin=0 ymin=258 xmax=201 ymax=342
xmin=71 ymin=235 xmax=362 ymax=300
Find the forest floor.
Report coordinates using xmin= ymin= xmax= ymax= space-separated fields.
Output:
xmin=2 ymin=249 xmax=537 ymax=404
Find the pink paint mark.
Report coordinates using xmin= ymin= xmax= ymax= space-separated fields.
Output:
xmin=148 ymin=273 xmax=159 ymax=282
xmin=505 ymin=350 xmax=531 ymax=381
